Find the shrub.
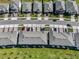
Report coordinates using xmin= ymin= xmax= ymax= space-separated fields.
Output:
xmin=3 ymin=53 xmax=7 ymax=55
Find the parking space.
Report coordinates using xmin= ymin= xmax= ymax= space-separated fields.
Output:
xmin=0 ymin=25 xmax=18 ymax=32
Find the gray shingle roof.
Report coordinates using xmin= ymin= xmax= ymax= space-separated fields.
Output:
xmin=14 ymin=1 xmax=19 ymax=8
xmin=77 ymin=5 xmax=79 ymax=14
xmin=54 ymin=1 xmax=65 ymax=14
xmin=44 ymin=1 xmax=53 ymax=13
xmin=74 ymin=33 xmax=79 ymax=47
xmin=55 ymin=1 xmax=63 ymax=11
xmin=0 ymin=32 xmax=17 ymax=45
xmin=0 ymin=4 xmax=9 ymax=14
xmin=9 ymin=2 xmax=18 ymax=13
xmin=22 ymin=2 xmax=32 ymax=13
xmin=12 ymin=0 xmax=19 ymax=8
xmin=65 ymin=1 xmax=77 ymax=15
xmin=18 ymin=31 xmax=47 ymax=44
xmin=33 ymin=1 xmax=42 ymax=13
xmin=49 ymin=30 xmax=75 ymax=46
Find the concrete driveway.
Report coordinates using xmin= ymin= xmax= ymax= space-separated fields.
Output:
xmin=59 ymin=15 xmax=64 ymax=21
xmin=71 ymin=15 xmax=75 ymax=22
xmin=44 ymin=14 xmax=49 ymax=20
xmin=37 ymin=14 xmax=42 ymax=20
xmin=26 ymin=13 xmax=31 ymax=20
xmin=4 ymin=14 xmax=8 ymax=20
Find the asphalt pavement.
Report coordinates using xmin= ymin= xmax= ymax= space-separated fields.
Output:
xmin=0 ymin=20 xmax=79 ymax=26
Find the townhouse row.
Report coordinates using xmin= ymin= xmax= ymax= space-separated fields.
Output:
xmin=0 ymin=23 xmax=78 ymax=49
xmin=0 ymin=0 xmax=79 ymax=15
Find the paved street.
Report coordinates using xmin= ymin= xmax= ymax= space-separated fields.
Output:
xmin=0 ymin=20 xmax=79 ymax=26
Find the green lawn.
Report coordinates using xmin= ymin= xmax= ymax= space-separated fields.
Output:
xmin=0 ymin=14 xmax=5 ymax=18
xmin=36 ymin=0 xmax=42 ymax=2
xmin=76 ymin=0 xmax=79 ymax=4
xmin=68 ymin=28 xmax=73 ymax=32
xmin=31 ymin=13 xmax=37 ymax=17
xmin=43 ymin=0 xmax=49 ymax=2
xmin=0 ymin=48 xmax=79 ymax=59
xmin=49 ymin=14 xmax=59 ymax=18
xmin=18 ymin=13 xmax=27 ymax=17
xmin=0 ymin=0 xmax=9 ymax=3
xmin=43 ymin=0 xmax=53 ymax=2
xmin=22 ymin=0 xmax=32 ymax=2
